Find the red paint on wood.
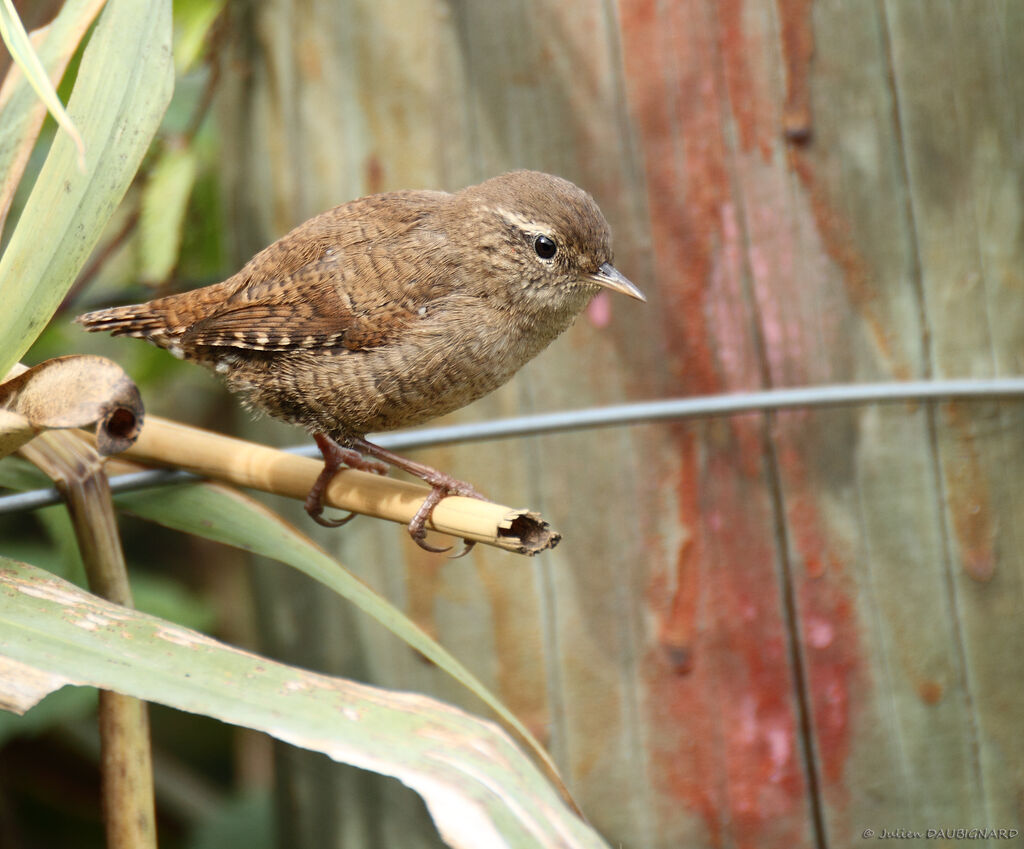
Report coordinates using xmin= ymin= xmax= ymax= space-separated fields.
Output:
xmin=586 ymin=291 xmax=613 ymax=328
xmin=776 ymin=0 xmax=815 ymax=142
xmin=917 ymin=679 xmax=944 ymax=705
xmin=719 ymin=0 xmax=773 ymax=159
xmin=645 ymin=443 xmax=813 ymax=847
xmin=799 ymin=576 xmax=859 ymax=788
xmin=772 ymin=0 xmax=906 ymax=378
xmin=364 ymin=153 xmax=385 ymax=195
xmin=778 ymin=437 xmax=863 ymax=790
xmin=618 ymin=0 xmax=731 ymax=397
xmin=618 ymin=0 xmax=868 ymax=842
xmin=619 ymin=0 xmax=812 ymax=843
xmin=642 ymin=426 xmax=719 ymax=839
xmin=941 ymin=405 xmax=995 ymax=582
xmin=656 ymin=499 xmax=698 ymax=675
xmin=788 ymin=150 xmax=907 ymax=378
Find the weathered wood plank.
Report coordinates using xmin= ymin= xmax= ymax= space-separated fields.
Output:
xmin=884 ymin=0 xmax=1024 ymax=829
xmin=771 ymin=0 xmax=1024 ymax=838
xmin=771 ymin=0 xmax=983 ymax=835
xmin=616 ymin=1 xmax=820 ymax=844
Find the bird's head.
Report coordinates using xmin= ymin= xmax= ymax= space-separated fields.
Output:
xmin=454 ymin=170 xmax=645 ymax=314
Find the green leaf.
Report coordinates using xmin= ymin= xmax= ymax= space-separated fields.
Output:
xmin=0 ymin=455 xmax=570 ymax=802
xmin=0 ymin=0 xmax=86 ymax=170
xmin=0 ymin=680 xmax=97 ymax=746
xmin=0 ymin=0 xmax=106 ymax=235
xmin=0 ymin=0 xmax=174 ymax=375
xmin=173 ymin=0 xmax=225 ymax=73
xmin=0 ymin=558 xmax=609 ymax=849
xmin=139 ymin=146 xmax=198 ymax=283
xmin=121 ymin=481 xmax=569 ymax=798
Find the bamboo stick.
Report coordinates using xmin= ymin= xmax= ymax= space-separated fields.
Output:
xmin=88 ymin=415 xmax=560 ymax=556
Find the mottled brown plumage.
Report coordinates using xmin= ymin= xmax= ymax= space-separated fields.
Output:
xmin=78 ymin=170 xmax=644 ymax=552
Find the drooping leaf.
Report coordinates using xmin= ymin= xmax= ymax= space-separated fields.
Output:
xmin=122 ymin=480 xmax=570 ymax=800
xmin=0 ymin=0 xmax=88 ymax=172
xmin=0 ymin=0 xmax=107 ymax=233
xmin=173 ymin=0 xmax=225 ymax=73
xmin=0 ymin=454 xmax=572 ymax=805
xmin=0 ymin=558 xmax=609 ymax=849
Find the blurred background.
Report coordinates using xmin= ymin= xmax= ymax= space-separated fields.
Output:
xmin=2 ymin=1 xmax=1023 ymax=847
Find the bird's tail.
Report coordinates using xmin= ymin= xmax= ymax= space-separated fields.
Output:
xmin=77 ymin=302 xmax=173 ymax=340
xmin=76 ymin=284 xmax=230 ymax=351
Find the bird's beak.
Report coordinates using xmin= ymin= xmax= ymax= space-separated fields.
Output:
xmin=586 ymin=262 xmax=646 ymax=302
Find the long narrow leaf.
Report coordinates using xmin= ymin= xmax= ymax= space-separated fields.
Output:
xmin=0 ymin=0 xmax=86 ymax=168
xmin=0 ymin=0 xmax=173 ymax=375
xmin=139 ymin=147 xmax=198 ymax=283
xmin=0 ymin=558 xmax=608 ymax=849
xmin=0 ymin=0 xmax=107 ymax=233
xmin=122 ymin=480 xmax=573 ymax=805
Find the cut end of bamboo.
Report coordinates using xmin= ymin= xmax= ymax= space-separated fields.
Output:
xmin=495 ymin=510 xmax=561 ymax=556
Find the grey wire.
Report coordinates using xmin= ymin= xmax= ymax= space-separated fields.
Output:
xmin=370 ymin=378 xmax=1024 ymax=450
xmin=4 ymin=378 xmax=1023 ymax=516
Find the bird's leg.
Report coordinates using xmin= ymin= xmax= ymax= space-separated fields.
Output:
xmin=305 ymin=433 xmax=388 ymax=527
xmin=348 ymin=436 xmax=486 ymax=557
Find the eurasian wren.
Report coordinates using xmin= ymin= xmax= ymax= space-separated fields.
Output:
xmin=78 ymin=170 xmax=645 ymax=553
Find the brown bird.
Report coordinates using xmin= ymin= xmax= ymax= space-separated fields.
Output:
xmin=77 ymin=170 xmax=644 ymax=553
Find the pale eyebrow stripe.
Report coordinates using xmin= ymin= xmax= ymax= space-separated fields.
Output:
xmin=489 ymin=205 xmax=554 ymax=237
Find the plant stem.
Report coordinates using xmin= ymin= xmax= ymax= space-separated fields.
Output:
xmin=20 ymin=432 xmax=158 ymax=849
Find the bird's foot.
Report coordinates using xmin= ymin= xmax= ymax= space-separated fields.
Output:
xmin=305 ymin=433 xmax=388 ymax=527
xmin=406 ymin=474 xmax=486 ymax=557
xmin=349 ymin=436 xmax=486 ymax=556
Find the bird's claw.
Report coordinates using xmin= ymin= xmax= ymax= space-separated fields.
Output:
xmin=409 ymin=525 xmax=454 ymax=554
xmin=304 ymin=433 xmax=392 ymax=528
xmin=309 ymin=509 xmax=358 ymax=528
xmin=406 ymin=483 xmax=483 ymax=556
xmin=304 ymin=476 xmax=359 ymax=528
xmin=313 ymin=434 xmax=488 ymax=556
xmin=449 ymin=539 xmax=477 ymax=559
xmin=408 ymin=525 xmax=477 ymax=558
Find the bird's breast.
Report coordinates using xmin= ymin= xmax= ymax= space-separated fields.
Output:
xmin=224 ymin=295 xmax=584 ymax=438
xmin=360 ymin=306 xmax=560 ymax=426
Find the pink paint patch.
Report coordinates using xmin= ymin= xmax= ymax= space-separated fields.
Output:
xmin=806 ymin=615 xmax=835 ymax=649
xmin=766 ymin=725 xmax=792 ymax=780
xmin=587 ymin=291 xmax=612 ymax=327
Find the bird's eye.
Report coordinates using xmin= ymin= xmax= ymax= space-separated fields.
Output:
xmin=534 ymin=234 xmax=557 ymax=260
